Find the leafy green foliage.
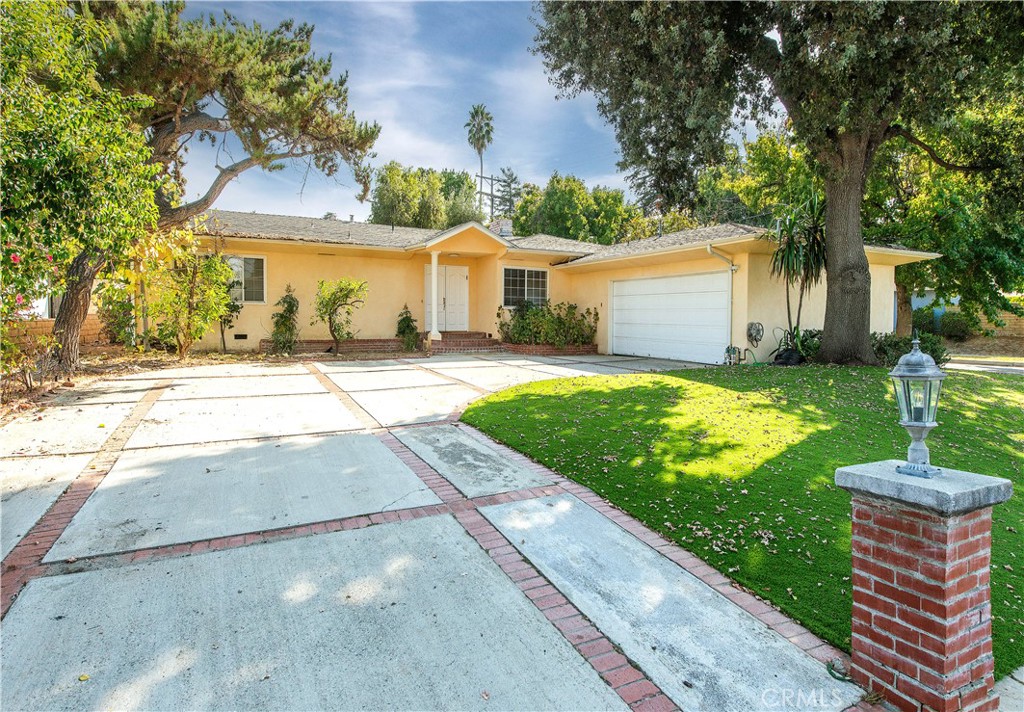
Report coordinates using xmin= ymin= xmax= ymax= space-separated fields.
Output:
xmin=496 ymin=302 xmax=599 ymax=348
xmin=81 ymin=0 xmax=379 ymax=227
xmin=395 ymin=304 xmax=420 ymax=352
xmin=870 ymin=332 xmax=949 ymax=369
xmin=97 ymin=281 xmax=137 ymax=347
xmin=270 ymin=285 xmax=300 ymax=355
xmin=150 ymin=251 xmax=233 ymax=358
xmin=512 ymin=173 xmax=640 ymax=244
xmin=369 ymin=162 xmax=483 ymax=229
xmin=939 ymin=312 xmax=974 ymax=342
xmin=912 ymin=307 xmax=938 ymax=335
xmin=463 ymin=366 xmax=1023 ymax=677
xmin=312 ymin=278 xmax=368 ymax=352
xmin=865 ymin=113 xmax=1024 ymax=330
xmin=534 ymin=1 xmax=1024 ymax=363
xmin=219 ymin=280 xmax=243 ymax=353
xmin=1 ymin=0 xmax=157 ymax=326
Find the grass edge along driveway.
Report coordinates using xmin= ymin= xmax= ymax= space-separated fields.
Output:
xmin=462 ymin=365 xmax=1023 ymax=679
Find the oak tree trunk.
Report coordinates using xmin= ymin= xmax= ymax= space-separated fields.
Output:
xmin=818 ymin=136 xmax=879 ymax=365
xmin=53 ymin=251 xmax=106 ymax=372
xmin=894 ymin=280 xmax=913 ymax=336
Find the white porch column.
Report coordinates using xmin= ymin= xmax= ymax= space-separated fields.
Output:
xmin=429 ymin=251 xmax=442 ymax=341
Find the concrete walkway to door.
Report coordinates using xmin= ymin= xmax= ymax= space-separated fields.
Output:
xmin=1 ymin=353 xmax=870 ymax=711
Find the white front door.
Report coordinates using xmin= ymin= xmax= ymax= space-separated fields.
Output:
xmin=424 ymin=265 xmax=469 ymax=332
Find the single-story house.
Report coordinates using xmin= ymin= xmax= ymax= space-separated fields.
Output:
xmin=196 ymin=210 xmax=937 ymax=364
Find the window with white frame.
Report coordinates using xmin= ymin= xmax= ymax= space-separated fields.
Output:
xmin=227 ymin=256 xmax=266 ymax=303
xmin=503 ymin=267 xmax=548 ymax=307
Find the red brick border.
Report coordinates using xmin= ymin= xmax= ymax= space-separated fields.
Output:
xmin=452 ymin=423 xmax=857 ymax=670
xmin=1 ymin=380 xmax=172 ymax=617
xmin=503 ymin=343 xmax=599 ymax=356
xmin=452 ymin=506 xmax=679 ymax=711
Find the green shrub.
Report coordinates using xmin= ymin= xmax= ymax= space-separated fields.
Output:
xmin=496 ymin=301 xmax=599 ymax=347
xmin=96 ymin=281 xmax=136 ymax=346
xmin=396 ymin=304 xmax=419 ymax=351
xmin=797 ymin=328 xmax=822 ymax=359
xmin=871 ymin=332 xmax=949 ymax=368
xmin=270 ymin=284 xmax=300 ymax=355
xmin=912 ymin=307 xmax=938 ymax=335
xmin=939 ymin=310 xmax=973 ymax=341
xmin=312 ymin=278 xmax=368 ymax=353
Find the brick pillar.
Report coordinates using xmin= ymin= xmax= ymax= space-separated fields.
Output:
xmin=836 ymin=461 xmax=1012 ymax=712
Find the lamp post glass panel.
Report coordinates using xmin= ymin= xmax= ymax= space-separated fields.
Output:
xmin=889 ymin=339 xmax=946 ymax=478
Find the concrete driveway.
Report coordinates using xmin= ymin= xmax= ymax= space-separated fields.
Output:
xmin=1 ymin=353 xmax=863 ymax=711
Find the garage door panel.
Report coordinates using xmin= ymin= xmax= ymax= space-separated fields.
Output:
xmin=613 ymin=322 xmax=728 ymax=342
xmin=611 ymin=272 xmax=730 ymax=364
xmin=613 ymin=307 xmax=729 ymax=328
xmin=614 ymin=273 xmax=726 ymax=296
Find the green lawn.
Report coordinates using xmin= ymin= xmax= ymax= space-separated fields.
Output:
xmin=462 ymin=366 xmax=1024 ymax=679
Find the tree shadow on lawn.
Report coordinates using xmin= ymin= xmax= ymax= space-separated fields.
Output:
xmin=462 ymin=367 xmax=1024 ymax=678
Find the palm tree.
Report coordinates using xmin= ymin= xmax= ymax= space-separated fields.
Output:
xmin=768 ymin=191 xmax=826 ymax=355
xmin=465 ymin=104 xmax=494 ymax=211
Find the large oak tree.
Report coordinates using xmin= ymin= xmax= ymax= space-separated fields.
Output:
xmin=535 ymin=1 xmax=1023 ymax=363
xmin=51 ymin=1 xmax=380 ymax=368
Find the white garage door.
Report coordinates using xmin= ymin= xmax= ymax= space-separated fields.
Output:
xmin=611 ymin=272 xmax=730 ymax=364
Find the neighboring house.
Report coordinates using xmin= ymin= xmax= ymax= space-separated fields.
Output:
xmin=197 ymin=210 xmax=937 ymax=364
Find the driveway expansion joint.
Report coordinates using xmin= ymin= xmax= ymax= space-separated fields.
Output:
xmin=1 ymin=380 xmax=172 ymax=618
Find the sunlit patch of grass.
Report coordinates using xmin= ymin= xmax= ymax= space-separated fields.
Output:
xmin=463 ymin=366 xmax=1024 ymax=679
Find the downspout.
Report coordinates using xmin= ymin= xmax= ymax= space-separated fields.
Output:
xmin=707 ymin=245 xmax=739 ymax=364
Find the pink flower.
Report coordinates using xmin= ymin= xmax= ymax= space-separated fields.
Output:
xmin=10 ymin=254 xmax=20 ymax=264
xmin=15 ymin=294 xmax=24 ymax=305
xmin=46 ymin=254 xmax=53 ymax=262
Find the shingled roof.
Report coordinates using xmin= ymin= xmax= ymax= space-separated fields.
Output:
xmin=509 ymin=234 xmax=603 ymax=255
xmin=197 ymin=210 xmax=777 ymax=263
xmin=565 ymin=223 xmax=767 ymax=265
xmin=198 ymin=210 xmax=441 ymax=249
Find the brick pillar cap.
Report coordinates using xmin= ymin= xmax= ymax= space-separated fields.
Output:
xmin=836 ymin=460 xmax=1012 ymax=516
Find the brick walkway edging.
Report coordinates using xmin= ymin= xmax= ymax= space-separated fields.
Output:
xmin=0 ymin=380 xmax=172 ymax=618
xmin=450 ymin=422 xmax=887 ymax=712
xmin=2 ymin=365 xmax=881 ymax=711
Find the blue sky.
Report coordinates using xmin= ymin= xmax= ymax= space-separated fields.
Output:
xmin=184 ymin=1 xmax=627 ymax=221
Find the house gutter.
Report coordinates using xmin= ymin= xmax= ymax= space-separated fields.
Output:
xmin=707 ymin=244 xmax=740 ymax=361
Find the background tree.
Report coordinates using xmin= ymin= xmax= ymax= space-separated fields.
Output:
xmin=439 ymin=169 xmax=485 ymax=227
xmin=1 ymin=0 xmax=158 ymax=371
xmin=369 ymin=163 xmax=482 ymax=229
xmin=465 ymin=104 xmax=494 ymax=211
xmin=512 ymin=173 xmax=639 ymax=244
xmin=312 ymin=278 xmax=368 ymax=354
xmin=495 ymin=167 xmax=523 ymax=218
xmin=535 ymin=1 xmax=1024 ymax=363
xmin=43 ymin=0 xmax=379 ymax=369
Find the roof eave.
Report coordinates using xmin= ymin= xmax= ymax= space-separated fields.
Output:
xmin=555 ymin=232 xmax=764 ymax=270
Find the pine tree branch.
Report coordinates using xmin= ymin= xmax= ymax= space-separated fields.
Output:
xmin=156 ymin=148 xmax=314 ymax=230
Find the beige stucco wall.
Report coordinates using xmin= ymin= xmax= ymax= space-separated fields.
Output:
xmin=198 ymin=230 xmax=575 ymax=351
xmin=734 ymin=256 xmax=896 ymax=362
xmin=199 ymin=231 xmax=900 ymax=357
